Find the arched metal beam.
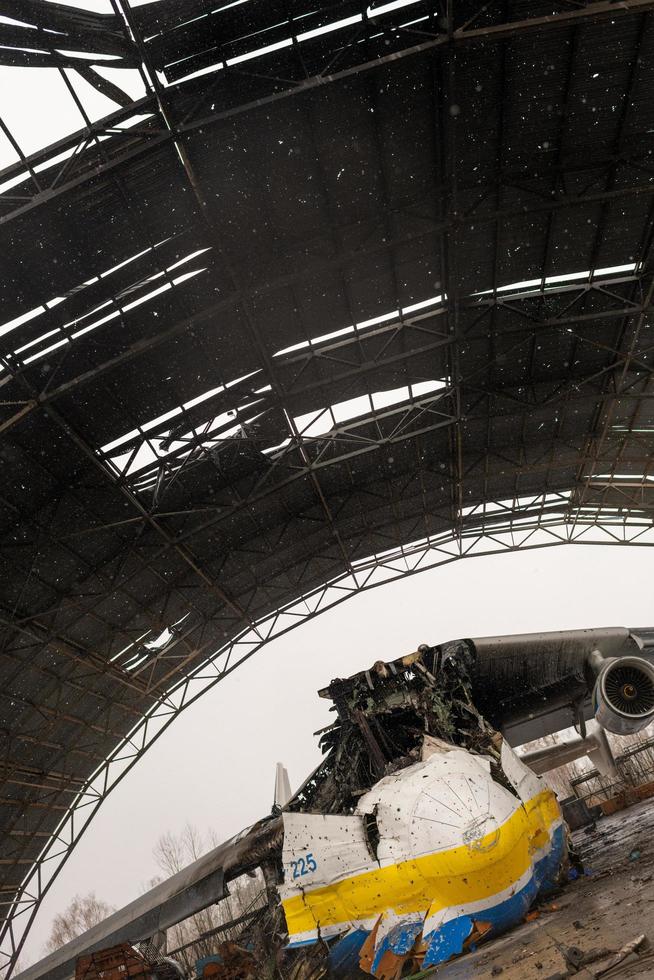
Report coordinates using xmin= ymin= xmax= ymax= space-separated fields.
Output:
xmin=3 ymin=499 xmax=654 ymax=976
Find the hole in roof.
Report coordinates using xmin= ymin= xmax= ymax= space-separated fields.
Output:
xmin=0 ymin=58 xmax=144 ymax=171
xmin=143 ymin=613 xmax=191 ymax=651
xmin=102 ymin=376 xmax=265 ymax=493
xmin=48 ymin=0 xmax=114 ymax=9
xmin=58 ymin=65 xmax=145 ymax=122
xmin=100 ymin=371 xmax=261 ymax=455
xmin=588 ymin=473 xmax=654 ymax=483
xmin=273 ymin=294 xmax=444 ymax=358
xmin=612 ymin=426 xmax=654 ymax=433
xmin=109 ymin=629 xmax=151 ymax=664
xmin=0 ymin=239 xmax=175 ymax=338
xmin=113 ymin=404 xmax=264 ymax=487
xmin=111 ymin=612 xmax=191 ymax=670
xmin=291 ymin=379 xmax=447 ymax=440
xmin=171 ymin=0 xmax=424 ymax=85
xmin=0 ymin=67 xmax=78 ymax=165
xmin=144 ymin=627 xmax=173 ymax=652
xmin=474 ymin=263 xmax=637 ymax=297
xmin=108 ymin=405 xmax=263 ymax=483
xmin=3 ymin=244 xmax=209 ymax=365
xmin=0 ymin=0 xmax=419 ymax=164
xmin=460 ymin=491 xmax=572 ymax=520
xmin=0 ymin=16 xmax=35 ymax=29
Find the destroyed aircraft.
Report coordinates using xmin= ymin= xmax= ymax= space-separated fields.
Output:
xmin=18 ymin=628 xmax=654 ymax=980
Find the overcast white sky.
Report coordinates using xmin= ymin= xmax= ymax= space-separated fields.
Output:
xmin=3 ymin=6 xmax=654 ymax=968
xmin=19 ymin=543 xmax=654 ymax=961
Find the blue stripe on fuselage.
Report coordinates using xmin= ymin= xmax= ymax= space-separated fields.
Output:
xmin=322 ymin=822 xmax=566 ymax=976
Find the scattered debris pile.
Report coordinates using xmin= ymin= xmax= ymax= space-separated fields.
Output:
xmin=197 ymin=943 xmax=257 ymax=980
xmin=76 ymin=944 xmax=183 ymax=980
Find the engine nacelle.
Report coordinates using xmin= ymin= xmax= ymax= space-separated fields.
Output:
xmin=592 ymin=656 xmax=654 ymax=735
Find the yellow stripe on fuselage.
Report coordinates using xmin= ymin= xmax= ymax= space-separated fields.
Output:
xmin=282 ymin=790 xmax=560 ymax=939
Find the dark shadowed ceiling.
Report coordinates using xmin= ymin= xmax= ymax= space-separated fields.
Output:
xmin=2 ymin=0 xmax=654 ymax=969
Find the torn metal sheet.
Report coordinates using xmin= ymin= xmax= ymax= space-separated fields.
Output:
xmin=281 ymin=813 xmax=371 ymax=882
xmin=281 ymin=751 xmax=565 ymax=975
xmin=501 ymin=739 xmax=545 ymax=804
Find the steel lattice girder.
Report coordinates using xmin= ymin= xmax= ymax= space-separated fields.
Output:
xmin=3 ymin=0 xmax=654 ymax=973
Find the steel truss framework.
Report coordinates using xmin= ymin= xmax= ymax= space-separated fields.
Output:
xmin=2 ymin=0 xmax=654 ymax=972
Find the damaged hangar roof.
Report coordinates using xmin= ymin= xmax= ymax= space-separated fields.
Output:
xmin=2 ymin=0 xmax=654 ymax=968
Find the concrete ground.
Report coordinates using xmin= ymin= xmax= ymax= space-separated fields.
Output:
xmin=426 ymin=799 xmax=654 ymax=980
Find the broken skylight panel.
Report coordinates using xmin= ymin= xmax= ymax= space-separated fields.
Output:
xmin=368 ymin=0 xmax=424 ymax=15
xmin=106 ymin=407 xmax=261 ymax=482
xmin=359 ymin=492 xmax=574 ymax=566
xmin=0 ymin=0 xmax=429 ymax=170
xmin=460 ymin=491 xmax=572 ymax=520
xmin=293 ymin=380 xmax=447 ymax=440
xmin=474 ymin=263 xmax=638 ymax=297
xmin=0 ymin=0 xmax=431 ymax=174
xmin=111 ymin=613 xmax=192 ymax=671
xmin=588 ymin=473 xmax=654 ymax=483
xmin=19 ymin=267 xmax=207 ymax=365
xmin=6 ymin=246 xmax=209 ymax=366
xmin=0 ymin=238 xmax=174 ymax=343
xmin=171 ymin=0 xmax=426 ymax=85
xmin=273 ymin=295 xmax=444 ymax=358
xmin=100 ymin=370 xmax=261 ymax=455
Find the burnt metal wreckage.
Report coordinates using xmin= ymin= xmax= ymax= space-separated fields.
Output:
xmin=15 ymin=628 xmax=654 ymax=979
xmin=5 ymin=0 xmax=654 ymax=975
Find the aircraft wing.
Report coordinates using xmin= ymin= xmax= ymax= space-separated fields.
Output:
xmin=470 ymin=627 xmax=654 ymax=743
xmin=15 ymin=817 xmax=282 ymax=980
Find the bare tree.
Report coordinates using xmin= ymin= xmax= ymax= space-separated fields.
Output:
xmin=153 ymin=823 xmax=207 ymax=877
xmin=151 ymin=825 xmax=265 ymax=976
xmin=46 ymin=893 xmax=115 ymax=953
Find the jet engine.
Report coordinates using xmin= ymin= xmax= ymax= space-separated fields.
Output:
xmin=592 ymin=655 xmax=654 ymax=735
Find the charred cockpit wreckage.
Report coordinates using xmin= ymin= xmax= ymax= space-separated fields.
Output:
xmin=19 ymin=629 xmax=654 ymax=980
xmin=274 ymin=640 xmax=567 ymax=977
